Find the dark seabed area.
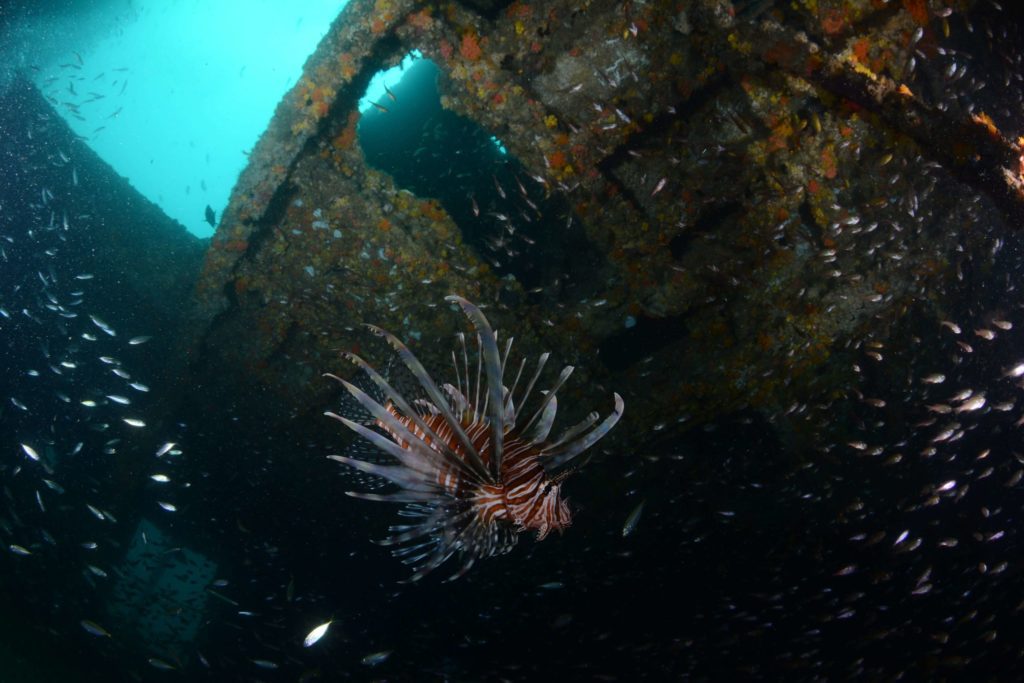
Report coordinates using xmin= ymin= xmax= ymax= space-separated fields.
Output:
xmin=6 ymin=0 xmax=1024 ymax=681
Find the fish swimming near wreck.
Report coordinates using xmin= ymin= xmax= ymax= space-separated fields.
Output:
xmin=204 ymin=204 xmax=216 ymax=227
xmin=326 ymin=295 xmax=624 ymax=581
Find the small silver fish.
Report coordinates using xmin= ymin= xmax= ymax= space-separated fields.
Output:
xmin=20 ymin=443 xmax=40 ymax=461
xmin=303 ymin=620 xmax=333 ymax=647
xmin=956 ymin=395 xmax=986 ymax=413
xmin=147 ymin=659 xmax=177 ymax=671
xmin=80 ymin=620 xmax=111 ymax=637
xmin=1003 ymin=363 xmax=1024 ymax=378
xmin=622 ymin=500 xmax=645 ymax=537
xmin=361 ymin=650 xmax=392 ymax=666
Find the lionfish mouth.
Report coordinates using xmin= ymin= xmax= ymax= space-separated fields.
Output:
xmin=325 ymin=295 xmax=623 ymax=582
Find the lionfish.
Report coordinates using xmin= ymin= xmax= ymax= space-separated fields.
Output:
xmin=325 ymin=295 xmax=623 ymax=581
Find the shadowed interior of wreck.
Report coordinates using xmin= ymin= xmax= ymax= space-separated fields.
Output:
xmin=357 ymin=57 xmax=603 ymax=294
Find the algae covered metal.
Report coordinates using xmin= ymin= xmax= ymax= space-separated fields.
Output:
xmin=189 ymin=0 xmax=1024 ymax=451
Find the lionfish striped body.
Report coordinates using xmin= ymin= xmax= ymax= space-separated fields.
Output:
xmin=378 ymin=402 xmax=572 ymax=539
xmin=326 ymin=296 xmax=623 ymax=581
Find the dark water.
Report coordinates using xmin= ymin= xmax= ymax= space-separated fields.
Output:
xmin=4 ymin=0 xmax=1024 ymax=681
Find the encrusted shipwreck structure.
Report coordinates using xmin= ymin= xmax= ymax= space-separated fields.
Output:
xmin=187 ymin=0 xmax=1024 ymax=449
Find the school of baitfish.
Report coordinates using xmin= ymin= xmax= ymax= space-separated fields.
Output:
xmin=5 ymin=0 xmax=1024 ymax=679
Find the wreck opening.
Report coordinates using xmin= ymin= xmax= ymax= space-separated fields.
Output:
xmin=356 ymin=55 xmax=597 ymax=292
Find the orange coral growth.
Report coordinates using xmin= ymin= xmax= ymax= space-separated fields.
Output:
xmin=223 ymin=240 xmax=249 ymax=253
xmin=332 ymin=111 xmax=361 ymax=150
xmin=902 ymin=0 xmax=928 ymax=26
xmin=492 ymin=92 xmax=505 ymax=105
xmin=337 ymin=53 xmax=357 ymax=81
xmin=763 ymin=40 xmax=798 ymax=66
xmin=377 ymin=218 xmax=392 ymax=232
xmin=507 ymin=2 xmax=532 ymax=18
xmin=852 ymin=38 xmax=870 ymax=64
xmin=312 ymin=101 xmax=329 ymax=118
xmin=460 ymin=31 xmax=483 ymax=61
xmin=439 ymin=39 xmax=453 ymax=60
xmin=971 ymin=112 xmax=1001 ymax=139
xmin=407 ymin=9 xmax=434 ymax=29
xmin=547 ymin=150 xmax=567 ymax=169
xmin=820 ymin=9 xmax=847 ymax=36
xmin=371 ymin=18 xmax=386 ymax=34
xmin=821 ymin=147 xmax=838 ymax=179
xmin=807 ymin=178 xmax=820 ymax=194
xmin=420 ymin=200 xmax=447 ymax=221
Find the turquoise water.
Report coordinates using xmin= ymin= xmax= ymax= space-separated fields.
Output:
xmin=4 ymin=0 xmax=346 ymax=238
xmin=5 ymin=0 xmax=1024 ymax=680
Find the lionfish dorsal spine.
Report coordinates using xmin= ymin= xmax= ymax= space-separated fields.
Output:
xmin=364 ymin=323 xmax=492 ymax=482
xmin=526 ymin=394 xmax=558 ymax=444
xmin=545 ymin=410 xmax=600 ymax=451
xmin=543 ymin=392 xmax=625 ymax=471
xmin=503 ymin=355 xmax=528 ymax=419
xmin=446 ymin=295 xmax=507 ymax=479
xmin=513 ymin=352 xmax=550 ymax=423
xmin=520 ymin=365 xmax=574 ymax=436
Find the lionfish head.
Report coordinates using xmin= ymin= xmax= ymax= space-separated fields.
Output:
xmin=527 ymin=482 xmax=573 ymax=541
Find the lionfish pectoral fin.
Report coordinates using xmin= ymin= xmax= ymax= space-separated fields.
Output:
xmin=330 ymin=378 xmax=479 ymax=483
xmin=325 ymin=412 xmax=436 ymax=481
xmin=335 ymin=356 xmax=491 ymax=483
xmin=345 ymin=490 xmax=439 ymax=503
xmin=326 ymin=453 xmax=437 ymax=492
